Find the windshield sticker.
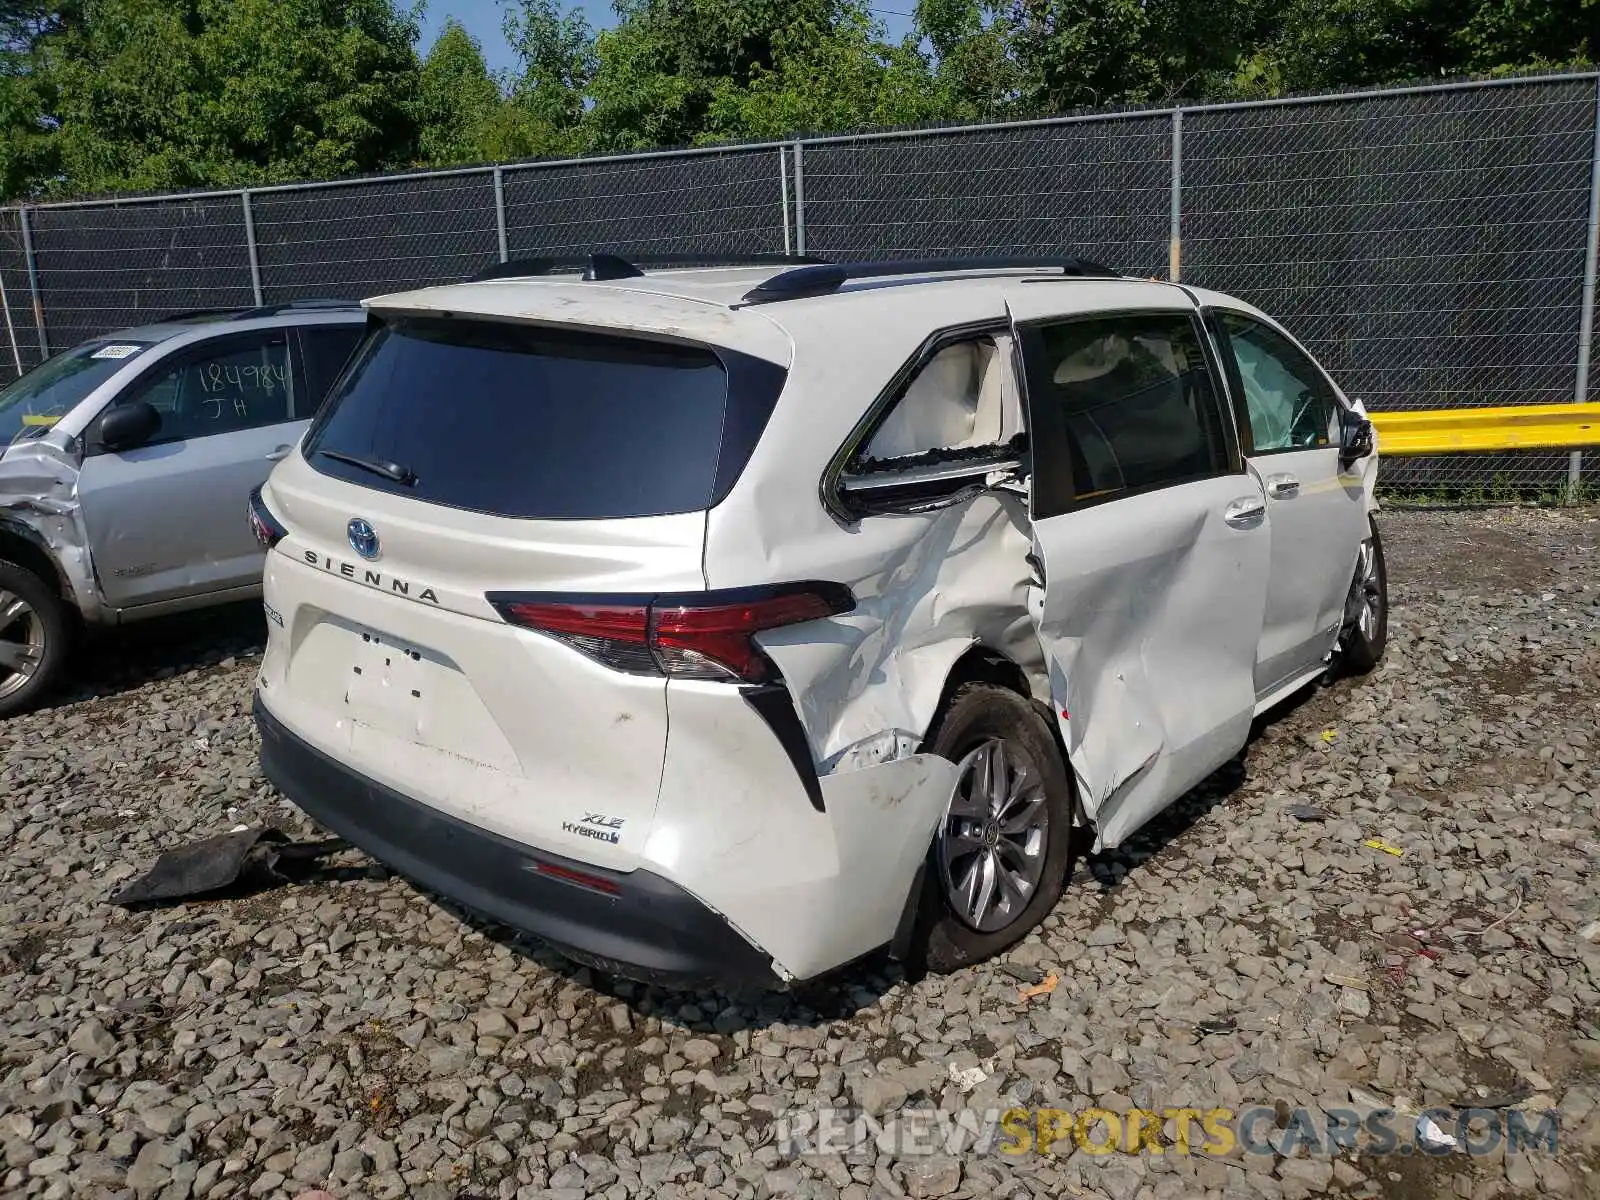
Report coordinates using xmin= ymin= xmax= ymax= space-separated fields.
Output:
xmin=20 ymin=414 xmax=60 ymax=427
xmin=90 ymin=344 xmax=143 ymax=360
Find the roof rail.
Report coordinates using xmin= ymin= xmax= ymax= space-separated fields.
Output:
xmin=738 ymin=257 xmax=1121 ymax=305
xmin=136 ymin=299 xmax=360 ymax=325
xmin=466 ymin=251 xmax=828 ymax=284
xmin=154 ymin=307 xmax=246 ymax=324
xmin=231 ymin=298 xmax=363 ymax=319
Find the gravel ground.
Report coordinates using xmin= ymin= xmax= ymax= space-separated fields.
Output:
xmin=2 ymin=505 xmax=1598 ymax=1200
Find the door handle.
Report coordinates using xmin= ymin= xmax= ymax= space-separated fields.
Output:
xmin=1224 ymin=496 xmax=1267 ymax=527
xmin=266 ymin=445 xmax=292 ymax=462
xmin=1264 ymin=473 xmax=1300 ymax=499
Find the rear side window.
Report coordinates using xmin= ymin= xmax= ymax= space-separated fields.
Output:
xmin=304 ymin=318 xmax=784 ymax=520
xmin=1021 ymin=312 xmax=1232 ymax=516
xmin=854 ymin=335 xmax=1023 ymax=468
xmin=298 ymin=325 xmax=366 ymax=414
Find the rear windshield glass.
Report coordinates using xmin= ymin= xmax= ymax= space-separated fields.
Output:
xmin=303 ymin=318 xmax=781 ymax=519
xmin=0 ymin=340 xmax=151 ymax=447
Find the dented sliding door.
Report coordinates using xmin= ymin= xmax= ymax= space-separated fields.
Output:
xmin=1008 ymin=294 xmax=1271 ymax=850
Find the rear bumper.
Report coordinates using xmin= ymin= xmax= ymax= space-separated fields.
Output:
xmin=254 ymin=694 xmax=784 ymax=992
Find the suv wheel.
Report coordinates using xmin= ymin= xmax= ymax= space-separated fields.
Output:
xmin=0 ymin=560 xmax=70 ymax=718
xmin=1338 ymin=517 xmax=1388 ymax=674
xmin=916 ymin=684 xmax=1078 ymax=973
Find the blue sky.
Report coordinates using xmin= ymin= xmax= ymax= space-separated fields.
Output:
xmin=418 ymin=1 xmax=915 ymax=75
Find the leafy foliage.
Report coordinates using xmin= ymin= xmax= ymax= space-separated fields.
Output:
xmin=9 ymin=0 xmax=421 ymax=196
xmin=417 ymin=19 xmax=503 ymax=166
xmin=0 ymin=0 xmax=1593 ymax=200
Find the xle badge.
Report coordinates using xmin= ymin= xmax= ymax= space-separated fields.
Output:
xmin=562 ymin=812 xmax=625 ymax=845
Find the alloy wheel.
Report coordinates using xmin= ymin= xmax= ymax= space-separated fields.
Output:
xmin=937 ymin=738 xmax=1050 ymax=933
xmin=0 ymin=588 xmax=45 ymax=701
xmin=1347 ymin=537 xmax=1383 ymax=642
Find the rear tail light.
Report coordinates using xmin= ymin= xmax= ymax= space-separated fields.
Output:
xmin=248 ymin=486 xmax=287 ymax=550
xmin=489 ymin=583 xmax=854 ymax=684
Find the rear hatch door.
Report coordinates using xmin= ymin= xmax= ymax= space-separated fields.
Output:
xmin=259 ymin=313 xmax=784 ymax=867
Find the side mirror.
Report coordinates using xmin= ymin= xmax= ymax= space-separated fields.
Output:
xmin=837 ymin=454 xmax=1021 ymax=516
xmin=98 ymin=401 xmax=162 ymax=452
xmin=1337 ymin=408 xmax=1375 ymax=468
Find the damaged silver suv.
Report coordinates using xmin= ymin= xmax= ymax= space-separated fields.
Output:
xmin=0 ymin=302 xmax=366 ymax=716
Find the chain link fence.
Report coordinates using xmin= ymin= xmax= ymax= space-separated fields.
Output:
xmin=0 ymin=207 xmax=43 ymax=380
xmin=1182 ymin=78 xmax=1599 ymax=493
xmin=505 ymin=146 xmax=789 ymax=258
xmin=2 ymin=71 xmax=1597 ymax=493
xmin=797 ymin=113 xmax=1173 ymax=276
xmin=253 ymin=171 xmax=500 ymax=304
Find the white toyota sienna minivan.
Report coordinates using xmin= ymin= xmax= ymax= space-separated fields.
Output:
xmin=249 ymin=255 xmax=1384 ymax=990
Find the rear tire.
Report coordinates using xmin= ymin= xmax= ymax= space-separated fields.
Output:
xmin=0 ymin=560 xmax=71 ymax=719
xmin=914 ymin=684 xmax=1078 ymax=974
xmin=1338 ymin=517 xmax=1388 ymax=675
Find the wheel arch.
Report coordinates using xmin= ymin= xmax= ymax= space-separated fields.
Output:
xmin=918 ymin=643 xmax=1034 ymax=746
xmin=0 ymin=519 xmax=73 ymax=603
xmin=920 ymin=641 xmax=1086 ymax=822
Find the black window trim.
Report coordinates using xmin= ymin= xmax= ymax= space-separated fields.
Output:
xmin=290 ymin=323 xmax=360 ymax=421
xmin=1204 ymin=305 xmax=1347 ymax=460
xmin=86 ymin=329 xmax=298 ymax=456
xmin=301 ymin=312 xmax=385 ymax=449
xmin=1014 ymin=306 xmax=1245 ymax=520
xmin=819 ymin=318 xmax=1016 ymax=524
xmin=288 ymin=328 xmax=313 ymax=420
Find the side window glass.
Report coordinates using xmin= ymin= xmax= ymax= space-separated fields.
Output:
xmin=121 ymin=338 xmax=294 ymax=444
xmin=855 ymin=336 xmax=1021 ymax=468
xmin=1022 ymin=312 xmax=1230 ymax=513
xmin=299 ymin=326 xmax=366 ymax=416
xmin=1218 ymin=312 xmax=1337 ymax=453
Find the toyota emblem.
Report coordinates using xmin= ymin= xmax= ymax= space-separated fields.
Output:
xmin=347 ymin=518 xmax=380 ymax=561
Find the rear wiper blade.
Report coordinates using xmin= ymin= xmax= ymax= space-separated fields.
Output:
xmin=318 ymin=449 xmax=417 ymax=486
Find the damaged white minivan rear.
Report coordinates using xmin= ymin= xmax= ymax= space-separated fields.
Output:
xmin=251 ymin=256 xmax=1385 ymax=990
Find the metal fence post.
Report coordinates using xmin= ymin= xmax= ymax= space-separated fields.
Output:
xmin=1572 ymin=78 xmax=1600 ymax=497
xmin=0 ymin=211 xmax=23 ymax=376
xmin=779 ymin=146 xmax=792 ymax=256
xmin=493 ymin=167 xmax=509 ymax=263
xmin=241 ymin=190 xmax=264 ymax=307
xmin=792 ymin=143 xmax=807 ymax=257
xmin=1169 ymin=110 xmax=1184 ymax=282
xmin=17 ymin=206 xmax=46 ymax=358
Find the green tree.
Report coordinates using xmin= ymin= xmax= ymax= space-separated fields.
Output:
xmin=995 ymin=0 xmax=1274 ymax=110
xmin=1456 ymin=0 xmax=1596 ymax=71
xmin=915 ymin=0 xmax=1023 ymax=121
xmin=5 ymin=0 xmax=1599 ymax=202
xmin=585 ymin=0 xmax=859 ymax=150
xmin=1227 ymin=0 xmax=1454 ymax=96
xmin=1227 ymin=0 xmax=1595 ymax=98
xmin=502 ymin=0 xmax=594 ymax=137
xmin=417 ymin=18 xmax=502 ymax=165
xmin=0 ymin=1 xmax=75 ymax=199
xmin=704 ymin=7 xmax=948 ymax=139
xmin=43 ymin=0 xmax=422 ymax=194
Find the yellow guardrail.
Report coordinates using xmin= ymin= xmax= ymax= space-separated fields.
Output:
xmin=1370 ymin=403 xmax=1599 ymax=456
